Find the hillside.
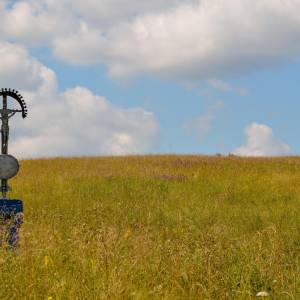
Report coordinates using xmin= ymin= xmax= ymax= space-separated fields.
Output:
xmin=1 ymin=155 xmax=300 ymax=299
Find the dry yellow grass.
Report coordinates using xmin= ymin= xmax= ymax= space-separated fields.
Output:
xmin=0 ymin=155 xmax=300 ymax=299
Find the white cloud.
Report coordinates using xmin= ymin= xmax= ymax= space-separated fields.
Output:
xmin=0 ymin=0 xmax=9 ymax=10
xmin=0 ymin=1 xmax=74 ymax=46
xmin=0 ymin=41 xmax=57 ymax=92
xmin=233 ymin=123 xmax=292 ymax=157
xmin=207 ymin=79 xmax=248 ymax=96
xmin=0 ymin=42 xmax=159 ymax=158
xmin=53 ymin=22 xmax=105 ymax=65
xmin=11 ymin=86 xmax=159 ymax=158
xmin=0 ymin=0 xmax=194 ymax=46
xmin=52 ymin=0 xmax=300 ymax=79
xmin=2 ymin=0 xmax=300 ymax=80
xmin=186 ymin=112 xmax=215 ymax=140
xmin=185 ymin=101 xmax=224 ymax=140
xmin=69 ymin=0 xmax=195 ymax=26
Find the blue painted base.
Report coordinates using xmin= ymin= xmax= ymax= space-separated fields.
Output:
xmin=0 ymin=199 xmax=23 ymax=217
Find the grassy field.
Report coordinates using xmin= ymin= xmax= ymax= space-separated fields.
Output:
xmin=1 ymin=155 xmax=300 ymax=299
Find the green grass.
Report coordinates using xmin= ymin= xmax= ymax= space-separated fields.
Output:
xmin=1 ymin=155 xmax=300 ymax=299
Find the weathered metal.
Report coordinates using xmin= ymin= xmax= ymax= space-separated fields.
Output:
xmin=0 ymin=89 xmax=27 ymax=198
xmin=0 ymin=89 xmax=27 ymax=248
xmin=0 ymin=155 xmax=19 ymax=179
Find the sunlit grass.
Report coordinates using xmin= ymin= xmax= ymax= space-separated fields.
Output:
xmin=0 ymin=155 xmax=300 ymax=299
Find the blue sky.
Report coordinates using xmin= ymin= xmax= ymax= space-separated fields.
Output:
xmin=61 ymin=63 xmax=298 ymax=153
xmin=0 ymin=0 xmax=299 ymax=158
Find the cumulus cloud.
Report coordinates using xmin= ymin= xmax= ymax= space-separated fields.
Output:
xmin=0 ymin=1 xmax=74 ymax=46
xmin=53 ymin=22 xmax=105 ymax=65
xmin=53 ymin=0 xmax=300 ymax=80
xmin=0 ymin=42 xmax=159 ymax=158
xmin=233 ymin=123 xmax=292 ymax=157
xmin=0 ymin=0 xmax=193 ymax=46
xmin=11 ymin=86 xmax=159 ymax=158
xmin=0 ymin=41 xmax=56 ymax=92
xmin=69 ymin=0 xmax=195 ymax=25
xmin=2 ymin=0 xmax=300 ymax=80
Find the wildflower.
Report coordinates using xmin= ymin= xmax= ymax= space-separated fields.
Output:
xmin=44 ymin=255 xmax=49 ymax=267
xmin=256 ymin=291 xmax=269 ymax=297
xmin=48 ymin=297 xmax=53 ymax=300
xmin=90 ymin=259 xmax=97 ymax=273
xmin=124 ymin=229 xmax=131 ymax=240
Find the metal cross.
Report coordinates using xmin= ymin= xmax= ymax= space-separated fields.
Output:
xmin=0 ymin=89 xmax=27 ymax=248
xmin=0 ymin=89 xmax=27 ymax=198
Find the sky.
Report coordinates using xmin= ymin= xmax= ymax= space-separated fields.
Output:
xmin=0 ymin=0 xmax=300 ymax=158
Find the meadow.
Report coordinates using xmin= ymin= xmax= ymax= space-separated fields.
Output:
xmin=1 ymin=155 xmax=300 ymax=299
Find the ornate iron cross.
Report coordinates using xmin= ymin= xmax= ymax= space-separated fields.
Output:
xmin=0 ymin=89 xmax=28 ymax=248
xmin=0 ymin=89 xmax=27 ymax=198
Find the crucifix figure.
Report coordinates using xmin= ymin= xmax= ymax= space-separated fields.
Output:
xmin=0 ymin=89 xmax=27 ymax=248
